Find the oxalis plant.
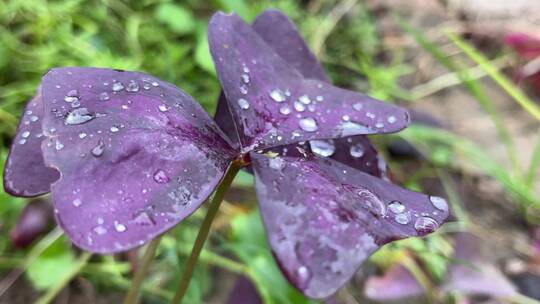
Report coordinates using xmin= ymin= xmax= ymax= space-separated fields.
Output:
xmin=3 ymin=9 xmax=449 ymax=303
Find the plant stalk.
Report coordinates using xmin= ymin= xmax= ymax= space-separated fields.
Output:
xmin=171 ymin=160 xmax=242 ymax=304
xmin=123 ymin=236 xmax=162 ymax=304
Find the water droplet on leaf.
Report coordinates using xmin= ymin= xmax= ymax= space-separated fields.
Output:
xmin=414 ymin=216 xmax=439 ymax=234
xmin=429 ymin=196 xmax=448 ymax=212
xmin=269 ymin=89 xmax=286 ymax=102
xmin=388 ymin=201 xmax=406 ymax=214
xmin=299 ymin=117 xmax=318 ymax=132
xmin=350 ymin=143 xmax=365 ymax=158
xmin=309 ymin=140 xmax=335 ymax=157
xmin=237 ymin=98 xmax=250 ymax=110
xmin=65 ymin=108 xmax=94 ymax=125
xmin=153 ymin=169 xmax=170 ymax=184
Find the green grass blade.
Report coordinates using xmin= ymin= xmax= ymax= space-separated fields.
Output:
xmin=400 ymin=125 xmax=540 ymax=213
xmin=36 ymin=252 xmax=92 ymax=304
xmin=396 ymin=16 xmax=520 ymax=174
xmin=446 ymin=31 xmax=540 ymax=121
xmin=526 ymin=128 xmax=540 ymax=188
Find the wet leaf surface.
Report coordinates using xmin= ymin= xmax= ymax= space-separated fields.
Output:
xmin=4 ymin=91 xmax=60 ymax=197
xmin=251 ymin=150 xmax=448 ymax=298
xmin=39 ymin=67 xmax=236 ymax=252
xmin=209 ymin=12 xmax=410 ymax=153
xmin=214 ymin=10 xmax=389 ymax=178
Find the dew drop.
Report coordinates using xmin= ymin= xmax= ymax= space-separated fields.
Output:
xmin=309 ymin=140 xmax=335 ymax=157
xmin=18 ymin=139 xmax=26 ymax=145
xmin=350 ymin=143 xmax=365 ymax=158
xmin=241 ymin=74 xmax=250 ymax=84
xmin=91 ymin=139 xmax=105 ymax=157
xmin=279 ymin=105 xmax=292 ymax=115
xmin=269 ymin=157 xmax=285 ymax=170
xmin=151 ymin=81 xmax=159 ymax=87
xmin=64 ymin=96 xmax=79 ymax=103
xmin=66 ymin=89 xmax=78 ymax=96
xmin=99 ymin=92 xmax=110 ymax=101
xmin=114 ymin=221 xmax=127 ymax=232
xmin=395 ymin=211 xmax=411 ymax=225
xmin=93 ymin=226 xmax=107 ymax=235
xmin=316 ymin=96 xmax=324 ymax=102
xmin=294 ymin=101 xmax=306 ymax=112
xmin=269 ymin=89 xmax=286 ymax=102
xmin=112 ymin=81 xmax=125 ymax=92
xmin=55 ymin=141 xmax=64 ymax=151
xmin=237 ymin=98 xmax=250 ymax=110
xmin=387 ymin=116 xmax=397 ymax=124
xmin=357 ymin=189 xmax=386 ymax=216
xmin=338 ymin=121 xmax=370 ymax=136
xmin=158 ymin=104 xmax=168 ymax=112
xmin=110 ymin=126 xmax=120 ymax=133
xmin=72 ymin=198 xmax=82 ymax=207
xmin=21 ymin=131 xmax=30 ymax=138
xmin=429 ymin=196 xmax=448 ymax=212
xmin=126 ymin=80 xmax=139 ymax=92
xmin=78 ymin=132 xmax=87 ymax=139
xmin=353 ymin=103 xmax=363 ymax=111
xmin=239 ymin=85 xmax=248 ymax=95
xmin=297 ymin=266 xmax=311 ymax=284
xmin=64 ymin=89 xmax=80 ymax=103
xmin=298 ymin=95 xmax=311 ymax=105
xmin=299 ymin=117 xmax=318 ymax=132
xmin=30 ymin=116 xmax=39 ymax=122
xmin=65 ymin=108 xmax=94 ymax=125
xmin=153 ymin=169 xmax=170 ymax=183
xmin=414 ymin=216 xmax=439 ymax=234
xmin=388 ymin=201 xmax=406 ymax=214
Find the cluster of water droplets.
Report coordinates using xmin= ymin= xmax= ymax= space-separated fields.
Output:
xmin=348 ymin=186 xmax=448 ymax=234
xmin=17 ymin=105 xmax=41 ymax=145
xmin=51 ymin=76 xmax=164 ymax=157
xmin=267 ymin=87 xmax=325 ymax=136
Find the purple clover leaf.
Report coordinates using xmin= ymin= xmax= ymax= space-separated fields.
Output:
xmin=3 ymin=9 xmax=449 ymax=300
xmin=6 ymin=67 xmax=236 ymax=253
xmin=210 ymin=10 xmax=448 ymax=298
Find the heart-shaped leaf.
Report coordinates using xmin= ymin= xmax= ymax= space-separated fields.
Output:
xmin=39 ymin=67 xmax=236 ymax=252
xmin=250 ymin=150 xmax=449 ymax=298
xmin=209 ymin=12 xmax=410 ymax=153
xmin=4 ymin=91 xmax=60 ymax=197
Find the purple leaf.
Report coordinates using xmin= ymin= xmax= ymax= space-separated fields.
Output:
xmin=250 ymin=150 xmax=448 ymax=298
xmin=308 ymin=136 xmax=389 ymax=179
xmin=208 ymin=12 xmax=410 ymax=152
xmin=227 ymin=276 xmax=262 ymax=304
xmin=11 ymin=199 xmax=54 ymax=249
xmin=364 ymin=264 xmax=424 ymax=301
xmin=214 ymin=93 xmax=240 ymax=148
xmin=213 ymin=10 xmax=388 ymax=178
xmin=39 ymin=67 xmax=236 ymax=252
xmin=442 ymin=233 xmax=516 ymax=297
xmin=252 ymin=9 xmax=330 ymax=82
xmin=4 ymin=91 xmax=60 ymax=197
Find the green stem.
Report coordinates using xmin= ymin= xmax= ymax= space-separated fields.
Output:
xmin=0 ymin=227 xmax=63 ymax=297
xmin=36 ymin=252 xmax=92 ymax=304
xmin=171 ymin=160 xmax=242 ymax=304
xmin=123 ymin=236 xmax=162 ymax=304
